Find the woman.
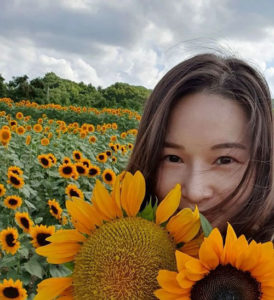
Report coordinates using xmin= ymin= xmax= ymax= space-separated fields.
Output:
xmin=127 ymin=53 xmax=274 ymax=242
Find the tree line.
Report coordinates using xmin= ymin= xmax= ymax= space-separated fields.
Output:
xmin=0 ymin=73 xmax=151 ymax=112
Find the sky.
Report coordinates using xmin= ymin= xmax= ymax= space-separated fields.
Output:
xmin=0 ymin=0 xmax=274 ymax=96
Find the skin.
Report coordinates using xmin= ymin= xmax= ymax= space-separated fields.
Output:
xmin=155 ymin=92 xmax=252 ymax=229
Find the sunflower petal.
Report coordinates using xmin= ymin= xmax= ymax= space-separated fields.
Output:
xmin=121 ymin=171 xmax=145 ymax=217
xmin=92 ymin=180 xmax=118 ymax=220
xmin=156 ymin=184 xmax=181 ymax=225
xmin=34 ymin=277 xmax=72 ymax=300
xmin=166 ymin=206 xmax=200 ymax=244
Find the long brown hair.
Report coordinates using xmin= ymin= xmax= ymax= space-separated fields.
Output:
xmin=127 ymin=53 xmax=274 ymax=242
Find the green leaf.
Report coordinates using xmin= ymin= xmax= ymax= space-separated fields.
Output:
xmin=138 ymin=198 xmax=156 ymax=221
xmin=24 ymin=200 xmax=37 ymax=210
xmin=49 ymin=264 xmax=72 ymax=277
xmin=200 ymin=213 xmax=213 ymax=237
xmin=23 ymin=256 xmax=44 ymax=279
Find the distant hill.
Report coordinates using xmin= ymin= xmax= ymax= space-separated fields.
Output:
xmin=0 ymin=73 xmax=151 ymax=112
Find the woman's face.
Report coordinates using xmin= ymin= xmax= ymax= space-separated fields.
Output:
xmin=155 ymin=92 xmax=252 ymax=229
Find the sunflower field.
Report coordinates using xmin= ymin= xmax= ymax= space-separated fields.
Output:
xmin=0 ymin=97 xmax=140 ymax=299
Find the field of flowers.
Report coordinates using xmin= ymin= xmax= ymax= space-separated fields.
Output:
xmin=0 ymin=98 xmax=140 ymax=299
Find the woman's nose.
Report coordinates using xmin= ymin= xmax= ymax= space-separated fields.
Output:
xmin=181 ymin=169 xmax=213 ymax=204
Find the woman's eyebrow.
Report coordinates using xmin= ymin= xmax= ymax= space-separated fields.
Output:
xmin=164 ymin=141 xmax=247 ymax=150
xmin=211 ymin=143 xmax=247 ymax=150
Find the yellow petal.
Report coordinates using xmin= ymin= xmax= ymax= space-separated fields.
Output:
xmin=66 ymin=198 xmax=99 ymax=234
xmin=92 ymin=180 xmax=118 ymax=220
xmin=36 ymin=242 xmax=80 ymax=263
xmin=167 ymin=207 xmax=200 ymax=243
xmin=34 ymin=277 xmax=72 ymax=300
xmin=180 ymin=233 xmax=204 ymax=257
xmin=154 ymin=289 xmax=188 ymax=300
xmin=156 ymin=184 xmax=181 ymax=225
xmin=121 ymin=171 xmax=145 ymax=217
xmin=157 ymin=270 xmax=184 ymax=294
xmin=220 ymin=223 xmax=237 ymax=264
xmin=46 ymin=229 xmax=86 ymax=243
xmin=175 ymin=250 xmax=198 ymax=273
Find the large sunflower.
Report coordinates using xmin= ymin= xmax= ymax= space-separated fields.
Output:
xmin=0 ymin=278 xmax=27 ymax=300
xmin=155 ymin=224 xmax=274 ymax=300
xmin=0 ymin=227 xmax=20 ymax=255
xmin=59 ymin=163 xmax=78 ymax=179
xmin=38 ymin=154 xmax=52 ymax=168
xmin=34 ymin=171 xmax=201 ymax=300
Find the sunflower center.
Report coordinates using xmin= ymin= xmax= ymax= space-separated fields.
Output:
xmin=21 ymin=217 xmax=30 ymax=229
xmin=69 ymin=190 xmax=80 ymax=197
xmin=105 ymin=173 xmax=112 ymax=181
xmin=3 ymin=287 xmax=19 ymax=298
xmin=190 ymin=264 xmax=262 ymax=300
xmin=9 ymin=199 xmax=18 ymax=206
xmin=37 ymin=233 xmax=51 ymax=246
xmin=76 ymin=166 xmax=85 ymax=174
xmin=6 ymin=233 xmax=15 ymax=247
xmin=41 ymin=158 xmax=49 ymax=165
xmin=73 ymin=217 xmax=176 ymax=299
xmin=51 ymin=205 xmax=58 ymax=215
xmin=89 ymin=169 xmax=98 ymax=176
xmin=10 ymin=176 xmax=20 ymax=185
xmin=63 ymin=166 xmax=72 ymax=174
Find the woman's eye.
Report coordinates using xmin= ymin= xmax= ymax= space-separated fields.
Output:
xmin=165 ymin=155 xmax=182 ymax=163
xmin=215 ymin=156 xmax=235 ymax=165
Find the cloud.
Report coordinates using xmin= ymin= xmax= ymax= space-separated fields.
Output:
xmin=0 ymin=0 xmax=273 ymax=96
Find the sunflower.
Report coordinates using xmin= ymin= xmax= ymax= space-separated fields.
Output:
xmin=35 ymin=171 xmax=201 ymax=300
xmin=4 ymin=195 xmax=23 ymax=210
xmin=128 ymin=143 xmax=134 ymax=150
xmin=16 ymin=126 xmax=25 ymax=135
xmin=48 ymin=199 xmax=63 ymax=220
xmin=96 ymin=152 xmax=108 ymax=163
xmin=15 ymin=112 xmax=24 ymax=119
xmin=0 ymin=183 xmax=6 ymax=197
xmin=41 ymin=137 xmax=50 ymax=146
xmin=59 ymin=163 xmax=78 ymax=179
xmin=111 ymin=156 xmax=117 ymax=163
xmin=38 ymin=154 xmax=52 ymax=168
xmin=15 ymin=212 xmax=33 ymax=233
xmin=72 ymin=150 xmax=82 ymax=161
xmin=62 ymin=157 xmax=71 ymax=164
xmin=65 ymin=184 xmax=84 ymax=200
xmin=87 ymin=124 xmax=95 ymax=132
xmin=0 ymin=227 xmax=20 ymax=255
xmin=0 ymin=128 xmax=11 ymax=144
xmin=87 ymin=165 xmax=101 ymax=177
xmin=8 ymin=166 xmax=23 ymax=176
xmin=105 ymin=150 xmax=112 ymax=157
xmin=110 ymin=135 xmax=117 ymax=142
xmin=120 ymin=132 xmax=127 ymax=139
xmin=7 ymin=173 xmax=24 ymax=189
xmin=102 ymin=169 xmax=116 ymax=185
xmin=9 ymin=120 xmax=17 ymax=127
xmin=25 ymin=135 xmax=31 ymax=145
xmin=0 ymin=278 xmax=27 ymax=300
xmin=81 ymin=158 xmax=91 ymax=168
xmin=112 ymin=122 xmax=118 ymax=130
xmin=30 ymin=225 xmax=55 ymax=248
xmin=155 ymin=224 xmax=274 ymax=300
xmin=33 ymin=123 xmax=43 ymax=133
xmin=75 ymin=162 xmax=88 ymax=176
xmin=88 ymin=135 xmax=97 ymax=144
xmin=47 ymin=153 xmax=57 ymax=165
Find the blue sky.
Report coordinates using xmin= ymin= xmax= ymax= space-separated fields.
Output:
xmin=0 ymin=0 xmax=273 ymax=96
